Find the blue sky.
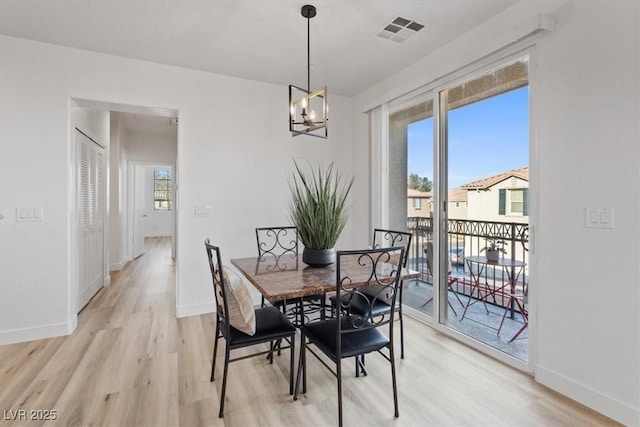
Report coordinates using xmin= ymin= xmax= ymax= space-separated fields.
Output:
xmin=407 ymin=86 xmax=529 ymax=188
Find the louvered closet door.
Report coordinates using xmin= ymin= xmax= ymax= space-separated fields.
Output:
xmin=76 ymin=129 xmax=105 ymax=311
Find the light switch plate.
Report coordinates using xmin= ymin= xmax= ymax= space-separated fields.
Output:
xmin=585 ymin=207 xmax=614 ymax=229
xmin=16 ymin=207 xmax=43 ymax=222
xmin=195 ymin=205 xmax=213 ymax=217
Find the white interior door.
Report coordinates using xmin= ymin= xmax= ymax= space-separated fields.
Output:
xmin=133 ymin=164 xmax=146 ymax=258
xmin=76 ymin=129 xmax=105 ymax=311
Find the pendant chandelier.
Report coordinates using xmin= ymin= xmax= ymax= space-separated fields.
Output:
xmin=289 ymin=4 xmax=328 ymax=138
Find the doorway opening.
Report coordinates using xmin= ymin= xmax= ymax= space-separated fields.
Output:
xmin=70 ymin=99 xmax=178 ymax=318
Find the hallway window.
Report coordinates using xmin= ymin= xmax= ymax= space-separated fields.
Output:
xmin=154 ymin=169 xmax=172 ymax=210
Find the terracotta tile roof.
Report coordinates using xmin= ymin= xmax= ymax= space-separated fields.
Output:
xmin=407 ymin=188 xmax=432 ymax=198
xmin=460 ymin=167 xmax=528 ymax=190
xmin=448 ymin=188 xmax=468 ymax=202
xmin=407 ymin=189 xmax=467 ymax=202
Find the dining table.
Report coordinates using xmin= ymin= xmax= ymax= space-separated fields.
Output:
xmin=231 ymin=252 xmax=421 ymax=324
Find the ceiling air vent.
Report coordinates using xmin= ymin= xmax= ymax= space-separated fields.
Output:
xmin=376 ymin=17 xmax=424 ymax=43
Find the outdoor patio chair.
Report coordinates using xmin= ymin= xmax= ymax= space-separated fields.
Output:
xmin=421 ymin=241 xmax=465 ymax=316
xmin=497 ymin=292 xmax=528 ymax=342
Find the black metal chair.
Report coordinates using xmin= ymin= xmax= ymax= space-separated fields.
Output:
xmin=256 ymin=226 xmax=325 ymax=325
xmin=370 ymin=229 xmax=412 ymax=359
xmin=294 ymin=247 xmax=404 ymax=427
xmin=205 ymin=238 xmax=296 ymax=418
xmin=255 ymin=226 xmax=299 ymax=310
xmin=330 ymin=229 xmax=412 ymax=360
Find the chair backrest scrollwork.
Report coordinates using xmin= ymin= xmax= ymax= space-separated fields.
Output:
xmin=372 ymin=228 xmax=412 ymax=268
xmin=255 ymin=226 xmax=299 ymax=272
xmin=335 ymin=247 xmax=405 ymax=337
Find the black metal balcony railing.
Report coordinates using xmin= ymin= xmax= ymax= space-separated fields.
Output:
xmin=407 ymin=217 xmax=529 ymax=311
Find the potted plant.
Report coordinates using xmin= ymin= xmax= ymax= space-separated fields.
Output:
xmin=480 ymin=236 xmax=506 ymax=262
xmin=288 ymin=159 xmax=354 ymax=267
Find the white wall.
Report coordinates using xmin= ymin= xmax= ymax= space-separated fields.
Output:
xmin=353 ymin=1 xmax=640 ymax=425
xmin=534 ymin=2 xmax=639 ymax=424
xmin=123 ymin=129 xmax=177 ymax=164
xmin=108 ymin=117 xmax=127 ymax=271
xmin=0 ymin=103 xmax=110 ymax=341
xmin=0 ymin=36 xmax=356 ymax=343
xmin=71 ymin=106 xmax=110 ymax=145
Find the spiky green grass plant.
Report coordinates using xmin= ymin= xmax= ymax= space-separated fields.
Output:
xmin=289 ymin=160 xmax=354 ymax=249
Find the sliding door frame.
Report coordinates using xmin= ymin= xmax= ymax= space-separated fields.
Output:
xmin=373 ymin=44 xmax=538 ymax=372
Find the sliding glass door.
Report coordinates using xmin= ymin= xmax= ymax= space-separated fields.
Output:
xmin=440 ymin=57 xmax=530 ymax=361
xmin=387 ymin=55 xmax=530 ymax=362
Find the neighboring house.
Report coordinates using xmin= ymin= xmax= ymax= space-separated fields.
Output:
xmin=461 ymin=167 xmax=528 ymax=224
xmin=407 ymin=188 xmax=468 ymax=219
xmin=448 ymin=188 xmax=468 ymax=220
xmin=407 ymin=188 xmax=432 ymax=217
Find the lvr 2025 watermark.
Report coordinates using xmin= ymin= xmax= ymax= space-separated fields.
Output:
xmin=3 ymin=409 xmax=57 ymax=421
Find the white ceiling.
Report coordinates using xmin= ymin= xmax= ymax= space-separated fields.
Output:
xmin=111 ymin=111 xmax=178 ymax=136
xmin=0 ymin=0 xmax=520 ymax=97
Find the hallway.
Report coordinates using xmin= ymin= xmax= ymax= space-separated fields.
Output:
xmin=0 ymin=237 xmax=183 ymax=425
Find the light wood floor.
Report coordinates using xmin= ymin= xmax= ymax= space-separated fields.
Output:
xmin=0 ymin=237 xmax=618 ymax=426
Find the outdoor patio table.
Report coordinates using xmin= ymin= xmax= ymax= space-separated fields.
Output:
xmin=461 ymin=256 xmax=528 ymax=342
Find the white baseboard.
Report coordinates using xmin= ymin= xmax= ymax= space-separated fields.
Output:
xmin=0 ymin=315 xmax=77 ymax=345
xmin=536 ymin=365 xmax=640 ymax=426
xmin=109 ymin=259 xmax=126 ymax=271
xmin=176 ymin=301 xmax=216 ymax=319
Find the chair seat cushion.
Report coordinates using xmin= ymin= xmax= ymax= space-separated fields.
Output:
xmin=301 ymin=316 xmax=389 ymax=359
xmin=228 ymin=306 xmax=296 ymax=347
